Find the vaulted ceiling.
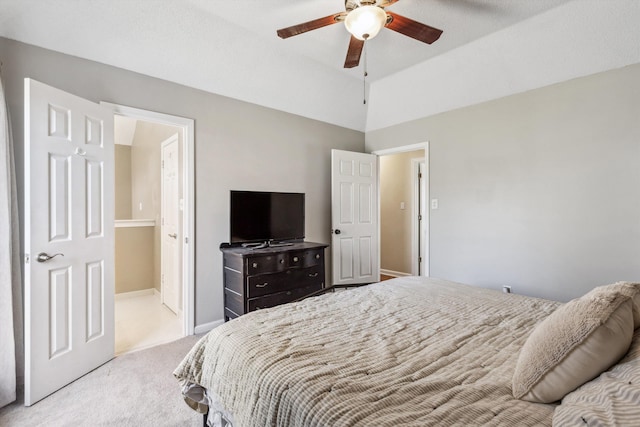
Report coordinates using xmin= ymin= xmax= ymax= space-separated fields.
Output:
xmin=1 ymin=0 xmax=638 ymax=132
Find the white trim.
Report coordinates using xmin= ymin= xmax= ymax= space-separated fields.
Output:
xmin=371 ymin=142 xmax=430 ymax=277
xmin=380 ymin=269 xmax=412 ymax=278
xmin=114 ymin=219 xmax=155 ymax=228
xmin=422 ymin=152 xmax=430 ymax=276
xmin=411 ymin=158 xmax=420 ymax=276
xmin=371 ymin=143 xmax=426 ymax=157
xmin=411 ymin=158 xmax=429 ymax=276
xmin=115 ymin=288 xmax=155 ymax=300
xmin=194 ymin=319 xmax=225 ymax=335
xmin=100 ymin=102 xmax=196 ymax=336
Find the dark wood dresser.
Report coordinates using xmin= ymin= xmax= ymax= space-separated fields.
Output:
xmin=221 ymin=242 xmax=328 ymax=321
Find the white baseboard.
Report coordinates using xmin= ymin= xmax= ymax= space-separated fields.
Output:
xmin=115 ymin=288 xmax=155 ymax=300
xmin=380 ymin=269 xmax=412 ymax=278
xmin=194 ymin=319 xmax=225 ymax=335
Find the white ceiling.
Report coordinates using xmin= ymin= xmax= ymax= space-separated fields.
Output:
xmin=1 ymin=0 xmax=638 ymax=132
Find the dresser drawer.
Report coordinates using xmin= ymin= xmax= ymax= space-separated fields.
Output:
xmin=247 ymin=283 xmax=323 ymax=312
xmin=224 ymin=307 xmax=240 ymax=321
xmin=302 ymin=248 xmax=324 ymax=267
xmin=247 ymin=265 xmax=324 ymax=298
xmin=246 ymin=254 xmax=288 ymax=274
xmin=223 ymin=267 xmax=243 ymax=295
xmin=224 ymin=288 xmax=244 ymax=317
xmin=223 ymin=253 xmax=244 ymax=272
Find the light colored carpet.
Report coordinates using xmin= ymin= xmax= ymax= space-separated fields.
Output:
xmin=0 ymin=335 xmax=203 ymax=426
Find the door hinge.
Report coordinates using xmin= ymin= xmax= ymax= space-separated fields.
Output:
xmin=161 ymin=160 xmax=164 ymax=168
xmin=25 ymin=254 xmax=30 ymax=264
xmin=418 ymin=214 xmax=422 ymax=221
xmin=418 ymin=172 xmax=422 ymax=179
xmin=419 ymin=256 xmax=422 ymax=263
xmin=185 ymin=237 xmax=189 ymax=244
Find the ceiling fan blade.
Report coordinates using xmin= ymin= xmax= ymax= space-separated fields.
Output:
xmin=385 ymin=12 xmax=443 ymax=44
xmin=277 ymin=13 xmax=345 ymax=39
xmin=344 ymin=35 xmax=365 ymax=68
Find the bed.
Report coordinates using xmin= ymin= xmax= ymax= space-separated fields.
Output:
xmin=174 ymin=277 xmax=640 ymax=427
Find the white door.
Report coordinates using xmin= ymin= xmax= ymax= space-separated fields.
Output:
xmin=161 ymin=134 xmax=180 ymax=314
xmin=24 ymin=79 xmax=114 ymax=406
xmin=331 ymin=149 xmax=379 ymax=285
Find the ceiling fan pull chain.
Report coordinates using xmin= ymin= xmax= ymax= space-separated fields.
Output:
xmin=363 ymin=41 xmax=368 ymax=105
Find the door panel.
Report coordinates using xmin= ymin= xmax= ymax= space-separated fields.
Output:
xmin=86 ymin=159 xmax=103 ymax=237
xmin=49 ymin=267 xmax=72 ymax=358
xmin=86 ymin=260 xmax=104 ymax=342
xmin=24 ymin=78 xmax=114 ymax=406
xmin=49 ymin=154 xmax=71 ymax=240
xmin=331 ymin=150 xmax=379 ymax=285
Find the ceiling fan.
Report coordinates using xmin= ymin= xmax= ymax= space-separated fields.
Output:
xmin=277 ymin=0 xmax=443 ymax=69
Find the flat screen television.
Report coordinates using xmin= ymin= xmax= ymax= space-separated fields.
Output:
xmin=230 ymin=191 xmax=305 ymax=245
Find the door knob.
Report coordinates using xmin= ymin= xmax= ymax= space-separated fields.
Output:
xmin=334 ymin=229 xmax=341 ymax=235
xmin=36 ymin=252 xmax=64 ymax=263
xmin=168 ymin=233 xmax=177 ymax=239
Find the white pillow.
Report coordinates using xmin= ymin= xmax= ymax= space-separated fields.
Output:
xmin=512 ymin=282 xmax=640 ymax=403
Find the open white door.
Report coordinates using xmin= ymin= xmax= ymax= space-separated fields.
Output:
xmin=331 ymin=149 xmax=379 ymax=285
xmin=161 ymin=134 xmax=181 ymax=314
xmin=24 ymin=79 xmax=114 ymax=406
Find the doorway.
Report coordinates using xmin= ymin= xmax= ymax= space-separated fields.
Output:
xmin=374 ymin=143 xmax=429 ymax=279
xmin=107 ymin=104 xmax=195 ymax=355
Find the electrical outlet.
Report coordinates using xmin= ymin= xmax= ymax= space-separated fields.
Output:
xmin=503 ymin=285 xmax=512 ymax=294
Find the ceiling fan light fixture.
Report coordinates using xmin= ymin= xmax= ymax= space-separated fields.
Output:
xmin=344 ymin=5 xmax=387 ymax=41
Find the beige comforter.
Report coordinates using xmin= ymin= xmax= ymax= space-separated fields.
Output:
xmin=175 ymin=277 xmax=561 ymax=426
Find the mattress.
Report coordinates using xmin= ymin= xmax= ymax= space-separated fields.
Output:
xmin=174 ymin=276 xmax=562 ymax=426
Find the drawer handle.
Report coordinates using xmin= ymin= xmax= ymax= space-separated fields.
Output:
xmin=293 ymin=256 xmax=299 ymax=262
xmin=256 ymin=282 xmax=269 ymax=288
xmin=308 ymin=272 xmax=319 ymax=277
xmin=252 ymin=262 xmax=258 ymax=268
xmin=280 ymin=259 xmax=285 ymax=264
xmin=315 ymin=254 xmax=320 ymax=259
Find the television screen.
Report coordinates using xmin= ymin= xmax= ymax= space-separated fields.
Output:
xmin=230 ymin=191 xmax=305 ymax=244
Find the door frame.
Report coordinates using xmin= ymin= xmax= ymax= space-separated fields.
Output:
xmin=371 ymin=142 xmax=429 ymax=277
xmin=101 ymin=102 xmax=195 ymax=335
xmin=411 ymin=158 xmax=427 ymax=276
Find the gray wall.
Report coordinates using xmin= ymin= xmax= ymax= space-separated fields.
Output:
xmin=114 ymin=145 xmax=132 ymax=220
xmin=0 ymin=37 xmax=365 ymax=328
xmin=367 ymin=64 xmax=640 ymax=302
